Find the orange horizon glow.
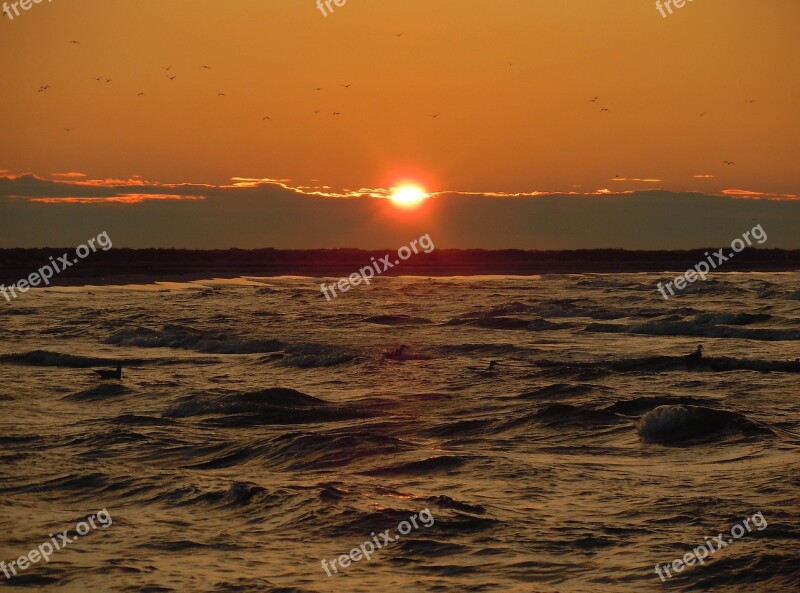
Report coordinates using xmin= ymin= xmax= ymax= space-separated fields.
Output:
xmin=1 ymin=2 xmax=796 ymax=197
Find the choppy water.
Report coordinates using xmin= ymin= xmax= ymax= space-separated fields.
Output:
xmin=1 ymin=274 xmax=799 ymax=592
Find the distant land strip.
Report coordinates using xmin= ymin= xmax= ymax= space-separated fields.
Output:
xmin=1 ymin=248 xmax=799 ymax=286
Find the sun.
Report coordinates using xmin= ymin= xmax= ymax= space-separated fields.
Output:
xmin=388 ymin=185 xmax=429 ymax=209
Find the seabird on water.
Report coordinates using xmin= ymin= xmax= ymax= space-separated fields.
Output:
xmin=94 ymin=364 xmax=122 ymax=380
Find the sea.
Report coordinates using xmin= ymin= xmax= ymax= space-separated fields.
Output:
xmin=1 ymin=273 xmax=799 ymax=592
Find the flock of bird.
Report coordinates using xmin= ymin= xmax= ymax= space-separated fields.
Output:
xmin=35 ymin=38 xmax=403 ymax=124
xmin=37 ymin=39 xmax=757 ymax=169
xmin=587 ymin=94 xmax=756 ymax=167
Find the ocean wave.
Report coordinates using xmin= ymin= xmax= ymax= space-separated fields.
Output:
xmin=637 ymin=405 xmax=773 ymax=444
xmin=111 ymin=414 xmax=176 ymax=426
xmin=447 ymin=315 xmax=573 ymax=331
xmin=164 ymin=387 xmax=369 ymax=427
xmin=164 ymin=387 xmax=326 ymax=417
xmin=277 ymin=353 xmax=358 ymax=368
xmin=517 ymin=383 xmax=602 ymax=400
xmin=422 ymin=419 xmax=494 ymax=438
xmin=586 ymin=320 xmax=800 ymax=341
xmin=437 ymin=343 xmax=521 ymax=355
xmin=514 ymin=404 xmax=620 ymax=429
xmin=361 ymin=455 xmax=466 ymax=476
xmin=393 ymin=538 xmax=470 ymax=558
xmin=270 ymin=433 xmax=411 ymax=471
xmin=65 ymin=384 xmax=131 ymax=402
xmin=0 ymin=472 xmax=139 ymax=498
xmin=187 ymin=432 xmax=410 ymax=472
xmin=529 ymin=365 xmax=613 ymax=381
xmin=676 ymin=278 xmax=750 ymax=296
xmin=692 ymin=312 xmax=772 ymax=325
xmin=484 ymin=298 xmax=616 ymax=319
xmin=0 ymin=350 xmax=119 ymax=368
xmin=609 ymin=355 xmax=800 ymax=373
xmin=362 ymin=314 xmax=433 ymax=325
xmin=207 ymin=577 xmax=303 ymax=593
xmin=277 ymin=343 xmax=361 ymax=368
xmin=606 ymin=396 xmax=714 ymax=416
xmin=537 ymin=355 xmax=800 ymax=373
xmin=0 ymin=307 xmax=36 ymax=316
xmin=167 ymin=481 xmax=288 ymax=510
xmin=426 ymin=495 xmax=486 ymax=515
xmin=107 ymin=325 xmax=285 ymax=354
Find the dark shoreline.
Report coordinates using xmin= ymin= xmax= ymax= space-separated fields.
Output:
xmin=1 ymin=248 xmax=799 ymax=286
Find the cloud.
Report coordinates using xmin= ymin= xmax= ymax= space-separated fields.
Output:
xmin=2 ymin=174 xmax=799 ymax=249
xmin=722 ymin=189 xmax=799 ymax=200
xmin=28 ymin=194 xmax=206 ymax=204
xmin=693 ymin=174 xmax=715 ymax=179
xmin=0 ymin=174 xmax=210 ymax=202
xmin=51 ymin=172 xmax=87 ymax=179
xmin=610 ymin=178 xmax=663 ymax=183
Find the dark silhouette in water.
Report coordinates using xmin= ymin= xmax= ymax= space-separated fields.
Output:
xmin=384 ymin=345 xmax=408 ymax=360
xmin=686 ymin=344 xmax=703 ymax=369
xmin=381 ymin=345 xmax=433 ymax=362
xmin=688 ymin=344 xmax=703 ymax=360
xmin=469 ymin=360 xmax=499 ymax=377
xmin=94 ymin=364 xmax=122 ymax=380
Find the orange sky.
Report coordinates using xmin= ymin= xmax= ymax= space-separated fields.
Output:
xmin=1 ymin=1 xmax=799 ymax=249
xmin=1 ymin=0 xmax=798 ymax=193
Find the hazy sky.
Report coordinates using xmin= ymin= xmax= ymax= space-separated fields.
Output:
xmin=1 ymin=1 xmax=798 ymax=248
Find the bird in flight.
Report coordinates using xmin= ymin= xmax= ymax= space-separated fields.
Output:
xmin=166 ymin=75 xmax=177 ymax=80
xmin=218 ymin=92 xmax=226 ymax=96
xmin=699 ymin=112 xmax=706 ymax=117
xmin=314 ymin=110 xmax=320 ymax=114
xmin=600 ymin=108 xmax=609 ymax=112
xmin=745 ymin=99 xmax=756 ymax=104
xmin=393 ymin=32 xmax=404 ymax=38
xmin=201 ymin=65 xmax=212 ymax=70
xmin=262 ymin=116 xmax=271 ymax=121
xmin=69 ymin=40 xmax=80 ymax=45
xmin=723 ymin=161 xmax=736 ymax=165
xmin=64 ymin=128 xmax=72 ymax=132
xmin=314 ymin=87 xmax=323 ymax=91
xmin=164 ymin=66 xmax=172 ymax=71
xmin=37 ymin=85 xmax=51 ymax=92
xmin=94 ymin=76 xmax=103 ymax=81
xmin=105 ymin=79 xmax=112 ymax=83
xmin=332 ymin=112 xmax=341 ymax=116
xmin=340 ymin=84 xmax=352 ymax=89
xmin=137 ymin=92 xmax=145 ymax=96
xmin=589 ymin=96 xmax=599 ymax=103
xmin=430 ymin=114 xmax=439 ymax=118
